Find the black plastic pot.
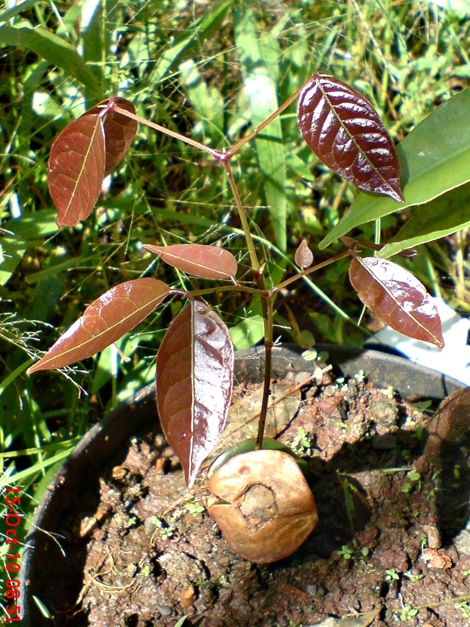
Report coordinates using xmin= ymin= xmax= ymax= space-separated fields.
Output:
xmin=20 ymin=344 xmax=463 ymax=626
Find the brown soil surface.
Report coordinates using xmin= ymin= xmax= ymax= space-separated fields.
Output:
xmin=47 ymin=367 xmax=470 ymax=625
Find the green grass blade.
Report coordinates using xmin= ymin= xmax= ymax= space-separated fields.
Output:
xmin=381 ymin=183 xmax=470 ymax=257
xmin=0 ymin=24 xmax=102 ymax=98
xmin=153 ymin=0 xmax=231 ymax=82
xmin=0 ymin=359 xmax=32 ymax=400
xmin=0 ymin=235 xmax=26 ymax=286
xmin=1 ymin=210 xmax=58 ymax=286
xmin=3 ymin=209 xmax=58 ymax=239
xmin=234 ymin=2 xmax=287 ymax=251
xmin=424 ymin=0 xmax=470 ymax=16
xmin=320 ymin=87 xmax=470 ymax=249
xmin=230 ymin=314 xmax=265 ymax=350
xmin=0 ymin=0 xmax=38 ymax=23
xmin=32 ymin=596 xmax=52 ymax=619
xmin=179 ymin=59 xmax=224 ymax=141
xmin=0 ymin=454 xmax=67 ymax=488
xmin=0 ymin=437 xmax=81 ymax=459
xmin=80 ymin=0 xmax=105 ymax=90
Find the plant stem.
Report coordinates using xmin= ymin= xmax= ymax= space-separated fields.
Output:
xmin=115 ymin=74 xmax=308 ymax=161
xmin=113 ymin=106 xmax=224 ymax=161
xmin=222 ymin=160 xmax=261 ymax=273
xmin=185 ymin=285 xmax=268 ymax=299
xmin=273 ymin=250 xmax=352 ymax=293
xmin=225 ymin=82 xmax=306 ymax=158
xmin=256 ymin=297 xmax=274 ymax=450
xmin=117 ymin=79 xmax=313 ymax=451
xmin=222 ymin=159 xmax=275 ymax=449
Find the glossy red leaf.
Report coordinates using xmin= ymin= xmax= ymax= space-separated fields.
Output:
xmin=298 ymin=73 xmax=404 ymax=202
xmin=27 ymin=278 xmax=170 ymax=373
xmin=156 ymin=300 xmax=234 ymax=487
xmin=294 ymin=239 xmax=314 ymax=270
xmin=144 ymin=243 xmax=238 ymax=281
xmin=85 ymin=97 xmax=137 ymax=175
xmin=48 ymin=113 xmax=106 ymax=227
xmin=349 ymin=256 xmax=444 ymax=347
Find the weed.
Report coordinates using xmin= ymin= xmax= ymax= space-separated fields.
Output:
xmin=403 ymin=571 xmax=424 ymax=584
xmin=385 ymin=568 xmax=400 ymax=582
xmin=453 ymin=462 xmax=462 ymax=488
xmin=290 ymin=427 xmax=314 ymax=455
xmin=150 ymin=516 xmax=174 ymax=541
xmin=401 ymin=470 xmax=422 ymax=494
xmin=338 ymin=543 xmax=371 ymax=564
xmin=184 ymin=501 xmax=205 ymax=518
xmin=398 ymin=603 xmax=419 ymax=622
xmin=339 ymin=545 xmax=353 ymax=561
xmin=458 ymin=601 xmax=470 ymax=621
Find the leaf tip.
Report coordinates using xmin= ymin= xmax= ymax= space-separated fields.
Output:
xmin=143 ymin=244 xmax=160 ymax=255
xmin=27 ymin=361 xmax=43 ymax=375
xmin=388 ymin=184 xmax=405 ymax=204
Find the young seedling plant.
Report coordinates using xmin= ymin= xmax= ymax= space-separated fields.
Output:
xmin=27 ymin=72 xmax=450 ymax=563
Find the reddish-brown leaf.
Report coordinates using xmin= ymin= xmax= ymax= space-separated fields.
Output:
xmin=294 ymin=239 xmax=314 ymax=271
xmin=85 ymin=97 xmax=137 ymax=175
xmin=27 ymin=278 xmax=170 ymax=373
xmin=144 ymin=243 xmax=238 ymax=281
xmin=48 ymin=113 xmax=106 ymax=227
xmin=298 ymin=73 xmax=404 ymax=202
xmin=349 ymin=256 xmax=444 ymax=347
xmin=156 ymin=300 xmax=234 ymax=487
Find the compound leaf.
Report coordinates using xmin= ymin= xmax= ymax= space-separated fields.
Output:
xmin=298 ymin=73 xmax=403 ymax=202
xmin=144 ymin=243 xmax=238 ymax=281
xmin=28 ymin=278 xmax=170 ymax=373
xmin=48 ymin=113 xmax=105 ymax=227
xmin=156 ymin=300 xmax=234 ymax=487
xmin=349 ymin=257 xmax=444 ymax=348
